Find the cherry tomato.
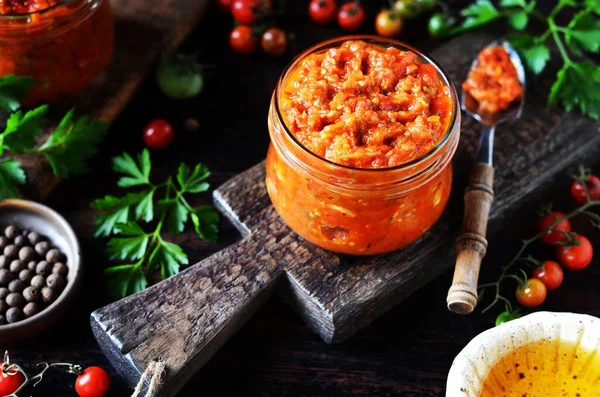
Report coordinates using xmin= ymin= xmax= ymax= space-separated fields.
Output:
xmin=231 ymin=0 xmax=259 ymax=24
xmin=143 ymin=119 xmax=174 ymax=149
xmin=375 ymin=10 xmax=403 ymax=37
xmin=495 ymin=310 xmax=519 ymax=326
xmin=557 ymin=235 xmax=593 ymax=271
xmin=218 ymin=0 xmax=233 ymax=11
xmin=229 ymin=25 xmax=258 ymax=54
xmin=571 ymin=175 xmax=600 ymax=205
xmin=516 ymin=278 xmax=547 ymax=308
xmin=0 ymin=363 xmax=25 ymax=396
xmin=532 ymin=260 xmax=564 ymax=290
xmin=309 ymin=0 xmax=337 ymax=24
xmin=261 ymin=28 xmax=287 ymax=56
xmin=338 ymin=2 xmax=365 ymax=31
xmin=393 ymin=0 xmax=420 ymax=19
xmin=537 ymin=211 xmax=571 ymax=245
xmin=428 ymin=13 xmax=451 ymax=37
xmin=75 ymin=367 xmax=110 ymax=397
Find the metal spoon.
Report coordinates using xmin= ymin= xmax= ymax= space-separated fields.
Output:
xmin=447 ymin=40 xmax=526 ymax=315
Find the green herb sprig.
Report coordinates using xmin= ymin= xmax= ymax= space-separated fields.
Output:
xmin=91 ymin=149 xmax=220 ymax=300
xmin=0 ymin=74 xmax=108 ymax=199
xmin=435 ymin=0 xmax=600 ymax=119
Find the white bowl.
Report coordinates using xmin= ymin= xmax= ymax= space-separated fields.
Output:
xmin=446 ymin=311 xmax=600 ymax=396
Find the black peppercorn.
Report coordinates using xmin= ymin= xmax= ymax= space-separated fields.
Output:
xmin=41 ymin=287 xmax=55 ymax=304
xmin=21 ymin=229 xmax=29 ymax=236
xmin=52 ymin=262 xmax=68 ymax=276
xmin=0 ymin=315 xmax=5 ymax=325
xmin=27 ymin=231 xmax=44 ymax=245
xmin=0 ymin=300 xmax=7 ymax=315
xmin=13 ymin=235 xmax=26 ymax=249
xmin=9 ymin=259 xmax=23 ymax=273
xmin=0 ymin=269 xmax=15 ymax=285
xmin=0 ymin=255 xmax=6 ymax=269
xmin=3 ymin=245 xmax=17 ymax=260
xmin=6 ymin=292 xmax=24 ymax=307
xmin=18 ymin=246 xmax=35 ymax=263
xmin=36 ymin=261 xmax=52 ymax=276
xmin=27 ymin=261 xmax=37 ymax=271
xmin=46 ymin=248 xmax=62 ymax=263
xmin=22 ymin=286 xmax=39 ymax=302
xmin=46 ymin=274 xmax=66 ymax=290
xmin=4 ymin=225 xmax=19 ymax=239
xmin=34 ymin=241 xmax=50 ymax=257
xmin=19 ymin=269 xmax=33 ymax=283
xmin=8 ymin=279 xmax=24 ymax=293
xmin=23 ymin=302 xmax=40 ymax=318
xmin=6 ymin=307 xmax=22 ymax=323
xmin=0 ymin=287 xmax=8 ymax=300
xmin=0 ymin=237 xmax=8 ymax=250
xmin=30 ymin=275 xmax=46 ymax=289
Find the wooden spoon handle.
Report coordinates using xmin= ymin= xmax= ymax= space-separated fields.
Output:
xmin=447 ymin=163 xmax=494 ymax=314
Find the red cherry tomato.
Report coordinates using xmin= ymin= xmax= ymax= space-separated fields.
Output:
xmin=537 ymin=211 xmax=571 ymax=245
xmin=557 ymin=235 xmax=593 ymax=271
xmin=143 ymin=119 xmax=174 ymax=149
xmin=309 ymin=0 xmax=337 ymax=24
xmin=375 ymin=9 xmax=403 ymax=37
xmin=532 ymin=260 xmax=564 ymax=291
xmin=0 ymin=363 xmax=25 ymax=396
xmin=516 ymin=278 xmax=547 ymax=308
xmin=571 ymin=175 xmax=600 ymax=205
xmin=218 ymin=0 xmax=233 ymax=11
xmin=261 ymin=28 xmax=287 ymax=56
xmin=231 ymin=0 xmax=258 ymax=24
xmin=229 ymin=25 xmax=258 ymax=54
xmin=75 ymin=367 xmax=111 ymax=397
xmin=338 ymin=2 xmax=365 ymax=31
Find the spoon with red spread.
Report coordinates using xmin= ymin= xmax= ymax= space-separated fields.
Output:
xmin=447 ymin=40 xmax=526 ymax=314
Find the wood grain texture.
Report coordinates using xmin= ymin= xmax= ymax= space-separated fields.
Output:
xmin=448 ymin=163 xmax=494 ymax=314
xmin=91 ymin=32 xmax=600 ymax=396
xmin=19 ymin=0 xmax=212 ymax=200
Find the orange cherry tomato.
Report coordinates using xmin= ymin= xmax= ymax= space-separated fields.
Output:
xmin=516 ymin=278 xmax=547 ymax=308
xmin=375 ymin=10 xmax=403 ymax=37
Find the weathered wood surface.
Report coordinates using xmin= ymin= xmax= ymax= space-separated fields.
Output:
xmin=91 ymin=32 xmax=600 ymax=396
xmin=20 ymin=0 xmax=212 ymax=200
xmin=448 ymin=163 xmax=495 ymax=314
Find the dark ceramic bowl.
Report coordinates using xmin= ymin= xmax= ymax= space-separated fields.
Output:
xmin=0 ymin=199 xmax=82 ymax=342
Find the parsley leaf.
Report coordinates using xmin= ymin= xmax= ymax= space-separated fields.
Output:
xmin=113 ymin=149 xmax=151 ymax=187
xmin=91 ymin=192 xmax=147 ymax=237
xmin=566 ymin=11 xmax=600 ymax=54
xmin=177 ymin=163 xmax=210 ymax=193
xmin=0 ymin=158 xmax=26 ymax=200
xmin=105 ymin=222 xmax=150 ymax=261
xmin=192 ymin=206 xmax=220 ymax=243
xmin=0 ymin=75 xmax=34 ymax=112
xmin=460 ymin=0 xmax=500 ymax=29
xmin=549 ymin=62 xmax=600 ymax=120
xmin=0 ymin=105 xmax=47 ymax=155
xmin=104 ymin=264 xmax=148 ymax=301
xmin=148 ymin=240 xmax=189 ymax=279
xmin=509 ymin=10 xmax=529 ymax=30
xmin=508 ymin=34 xmax=550 ymax=75
xmin=586 ymin=0 xmax=600 ymax=14
xmin=500 ymin=0 xmax=525 ymax=6
xmin=163 ymin=198 xmax=189 ymax=235
xmin=37 ymin=109 xmax=109 ymax=178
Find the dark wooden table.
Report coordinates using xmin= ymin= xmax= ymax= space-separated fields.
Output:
xmin=4 ymin=1 xmax=600 ymax=396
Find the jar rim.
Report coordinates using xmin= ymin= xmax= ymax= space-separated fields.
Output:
xmin=0 ymin=0 xmax=87 ymax=19
xmin=274 ymin=34 xmax=459 ymax=174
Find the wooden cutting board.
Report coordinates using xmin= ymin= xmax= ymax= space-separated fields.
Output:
xmin=18 ymin=0 xmax=212 ymax=200
xmin=90 ymin=33 xmax=600 ymax=396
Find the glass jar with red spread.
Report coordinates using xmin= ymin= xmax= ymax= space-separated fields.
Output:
xmin=0 ymin=0 xmax=114 ymax=106
xmin=266 ymin=36 xmax=460 ymax=255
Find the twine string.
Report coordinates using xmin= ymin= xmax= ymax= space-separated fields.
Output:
xmin=131 ymin=359 xmax=165 ymax=397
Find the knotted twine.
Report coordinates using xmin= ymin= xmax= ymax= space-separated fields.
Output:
xmin=130 ymin=359 xmax=166 ymax=397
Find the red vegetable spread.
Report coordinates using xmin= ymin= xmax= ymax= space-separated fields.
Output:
xmin=462 ymin=46 xmax=523 ymax=115
xmin=0 ymin=0 xmax=60 ymax=14
xmin=279 ymin=40 xmax=453 ymax=169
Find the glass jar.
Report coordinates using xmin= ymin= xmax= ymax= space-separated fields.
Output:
xmin=0 ymin=0 xmax=114 ymax=106
xmin=266 ymin=36 xmax=460 ymax=256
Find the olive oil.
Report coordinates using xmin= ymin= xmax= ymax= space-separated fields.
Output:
xmin=480 ymin=339 xmax=600 ymax=397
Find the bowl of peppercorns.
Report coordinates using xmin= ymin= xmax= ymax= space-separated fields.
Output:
xmin=0 ymin=199 xmax=82 ymax=342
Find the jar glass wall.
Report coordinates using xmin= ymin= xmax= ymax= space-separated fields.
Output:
xmin=266 ymin=36 xmax=460 ymax=256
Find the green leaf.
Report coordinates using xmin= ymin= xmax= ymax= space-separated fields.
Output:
xmin=91 ymin=191 xmax=150 ymax=236
xmin=460 ymin=0 xmax=500 ymax=28
xmin=148 ymin=240 xmax=189 ymax=279
xmin=509 ymin=10 xmax=529 ymax=30
xmin=94 ymin=206 xmax=130 ymax=238
xmin=38 ymin=109 xmax=109 ymax=178
xmin=166 ymin=199 xmax=189 ymax=234
xmin=0 ymin=158 xmax=26 ymax=200
xmin=113 ymin=149 xmax=151 ymax=187
xmin=105 ymin=222 xmax=150 ymax=261
xmin=135 ymin=190 xmax=154 ymax=222
xmin=566 ymin=11 xmax=600 ymax=54
xmin=176 ymin=162 xmax=210 ymax=193
xmin=500 ymin=0 xmax=525 ymax=7
xmin=0 ymin=105 xmax=47 ymax=155
xmin=0 ymin=74 xmax=34 ymax=112
xmin=104 ymin=264 xmax=148 ymax=300
xmin=191 ymin=205 xmax=220 ymax=243
xmin=586 ymin=0 xmax=600 ymax=14
xmin=508 ymin=34 xmax=550 ymax=75
xmin=548 ymin=62 xmax=600 ymax=119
